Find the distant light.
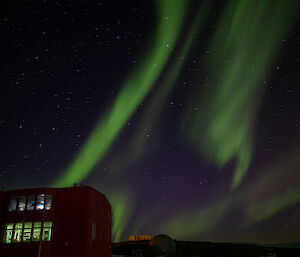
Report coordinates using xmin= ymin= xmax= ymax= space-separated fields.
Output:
xmin=128 ymin=235 xmax=151 ymax=241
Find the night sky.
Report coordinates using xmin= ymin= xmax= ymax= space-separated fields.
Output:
xmin=1 ymin=0 xmax=300 ymax=244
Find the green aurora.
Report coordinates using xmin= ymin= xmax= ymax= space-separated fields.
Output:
xmin=244 ymin=144 xmax=300 ymax=226
xmin=51 ymin=0 xmax=299 ymax=242
xmin=104 ymin=0 xmax=213 ymax=178
xmin=53 ymin=0 xmax=189 ymax=188
xmin=187 ymin=0 xmax=298 ymax=189
xmin=53 ymin=0 xmax=189 ymax=242
xmin=162 ymin=199 xmax=232 ymax=239
xmin=161 ymin=142 xmax=300 ymax=240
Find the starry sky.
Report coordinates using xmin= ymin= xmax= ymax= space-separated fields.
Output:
xmin=1 ymin=0 xmax=300 ymax=244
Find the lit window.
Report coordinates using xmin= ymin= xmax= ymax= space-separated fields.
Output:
xmin=32 ymin=222 xmax=41 ymax=242
xmin=45 ymin=195 xmax=53 ymax=210
xmin=42 ymin=222 xmax=52 ymax=241
xmin=3 ymin=223 xmax=13 ymax=243
xmin=92 ymin=222 xmax=96 ymax=241
xmin=36 ymin=194 xmax=45 ymax=210
xmin=18 ymin=196 xmax=26 ymax=211
xmin=27 ymin=195 xmax=35 ymax=210
xmin=22 ymin=222 xmax=32 ymax=242
xmin=13 ymin=223 xmax=23 ymax=243
xmin=3 ymin=221 xmax=52 ymax=243
xmin=8 ymin=197 xmax=17 ymax=211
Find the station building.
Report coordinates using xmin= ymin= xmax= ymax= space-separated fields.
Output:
xmin=0 ymin=186 xmax=111 ymax=257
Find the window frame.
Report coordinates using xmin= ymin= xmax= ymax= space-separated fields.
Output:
xmin=12 ymin=222 xmax=23 ymax=243
xmin=36 ymin=194 xmax=45 ymax=210
xmin=2 ymin=221 xmax=53 ymax=243
xmin=45 ymin=195 xmax=53 ymax=210
xmin=2 ymin=223 xmax=14 ymax=243
xmin=32 ymin=221 xmax=42 ymax=242
xmin=22 ymin=222 xmax=33 ymax=243
xmin=18 ymin=196 xmax=26 ymax=211
xmin=7 ymin=194 xmax=53 ymax=212
xmin=92 ymin=222 xmax=96 ymax=241
xmin=26 ymin=195 xmax=36 ymax=211
xmin=42 ymin=221 xmax=53 ymax=241
xmin=8 ymin=196 xmax=18 ymax=212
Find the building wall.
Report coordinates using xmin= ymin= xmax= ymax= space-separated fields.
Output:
xmin=0 ymin=186 xmax=111 ymax=257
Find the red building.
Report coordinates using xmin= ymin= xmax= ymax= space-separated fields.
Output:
xmin=0 ymin=186 xmax=111 ymax=257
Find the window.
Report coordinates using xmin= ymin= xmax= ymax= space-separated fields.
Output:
xmin=32 ymin=222 xmax=41 ymax=242
xmin=27 ymin=195 xmax=35 ymax=210
xmin=22 ymin=222 xmax=32 ymax=242
xmin=36 ymin=194 xmax=45 ymax=210
xmin=8 ymin=196 xmax=17 ymax=211
xmin=7 ymin=194 xmax=53 ymax=212
xmin=45 ymin=195 xmax=53 ymax=210
xmin=13 ymin=223 xmax=23 ymax=243
xmin=42 ymin=222 xmax=52 ymax=241
xmin=92 ymin=222 xmax=96 ymax=241
xmin=2 ymin=221 xmax=52 ymax=243
xmin=18 ymin=196 xmax=26 ymax=211
xmin=3 ymin=223 xmax=13 ymax=243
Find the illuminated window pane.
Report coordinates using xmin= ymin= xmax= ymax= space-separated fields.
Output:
xmin=22 ymin=229 xmax=32 ymax=242
xmin=32 ymin=222 xmax=41 ymax=242
xmin=8 ymin=197 xmax=17 ymax=211
xmin=36 ymin=194 xmax=45 ymax=210
xmin=34 ymin=221 xmax=41 ymax=228
xmin=15 ymin=223 xmax=23 ymax=230
xmin=92 ymin=222 xmax=96 ymax=241
xmin=13 ymin=223 xmax=23 ymax=243
xmin=4 ymin=230 xmax=13 ymax=243
xmin=45 ymin=195 xmax=53 ymax=210
xmin=43 ymin=221 xmax=52 ymax=227
xmin=18 ymin=196 xmax=26 ymax=211
xmin=22 ymin=222 xmax=32 ymax=242
xmin=42 ymin=222 xmax=52 ymax=241
xmin=27 ymin=195 xmax=35 ymax=210
xmin=6 ymin=224 xmax=14 ymax=229
xmin=3 ymin=223 xmax=14 ymax=243
xmin=42 ymin=227 xmax=52 ymax=241
xmin=23 ymin=222 xmax=32 ymax=229
xmin=32 ymin=229 xmax=41 ymax=242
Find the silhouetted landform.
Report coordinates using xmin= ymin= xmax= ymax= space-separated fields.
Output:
xmin=175 ymin=240 xmax=300 ymax=257
xmin=112 ymin=234 xmax=300 ymax=257
xmin=261 ymin=243 xmax=300 ymax=249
